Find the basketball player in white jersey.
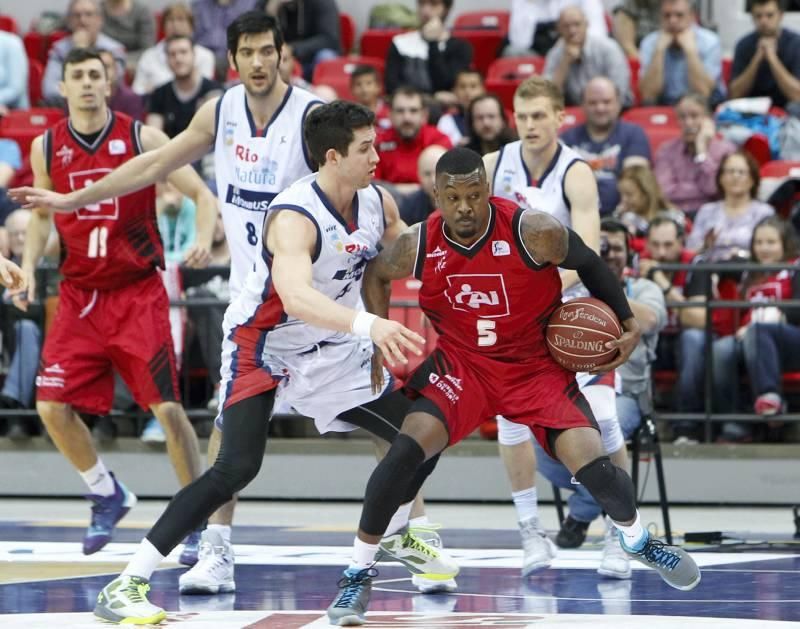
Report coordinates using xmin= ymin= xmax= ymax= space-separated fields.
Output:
xmin=12 ymin=12 xmax=450 ymax=601
xmin=483 ymin=77 xmax=632 ymax=580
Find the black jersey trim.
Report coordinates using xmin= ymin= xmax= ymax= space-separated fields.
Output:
xmin=43 ymin=129 xmax=52 ymax=177
xmin=268 ymin=203 xmax=322 ymax=263
xmin=413 ymin=221 xmax=427 ymax=281
xmin=442 ymin=202 xmax=496 ymax=259
xmin=66 ymin=111 xmax=115 ymax=154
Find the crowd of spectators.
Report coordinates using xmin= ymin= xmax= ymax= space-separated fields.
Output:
xmin=2 ymin=0 xmax=800 ymax=444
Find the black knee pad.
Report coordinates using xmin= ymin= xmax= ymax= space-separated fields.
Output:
xmin=402 ymin=453 xmax=440 ymax=504
xmin=574 ymin=456 xmax=637 ymax=523
xmin=360 ymin=434 xmax=425 ymax=536
xmin=209 ymin=456 xmax=263 ymax=497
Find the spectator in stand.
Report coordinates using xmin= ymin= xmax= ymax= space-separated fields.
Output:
xmin=654 ymin=92 xmax=736 ymax=215
xmin=374 ymin=86 xmax=452 ymax=195
xmin=728 ymin=0 xmax=800 ymax=109
xmin=0 ymin=31 xmax=29 ymax=110
xmin=686 ymin=151 xmax=774 ymax=262
xmin=43 ymin=0 xmax=126 ymax=105
xmin=505 ymin=0 xmax=608 ymax=57
xmin=192 ymin=0 xmax=259 ymax=75
xmin=398 ymin=144 xmax=447 ymax=226
xmin=712 ymin=216 xmax=800 ymax=442
xmin=0 ymin=140 xmax=22 ymax=225
xmin=612 ymin=0 xmax=662 ymax=59
xmin=561 ymin=77 xmax=650 ymax=215
xmin=146 ymin=35 xmax=222 ymax=139
xmin=349 ymin=65 xmax=390 ymax=130
xmin=639 ymin=0 xmax=724 ymax=106
xmin=544 ymin=5 xmax=633 ymax=107
xmin=101 ymin=0 xmax=155 ymax=64
xmin=437 ymin=69 xmax=485 ymax=146
xmin=464 ymin=94 xmax=518 ymax=156
xmin=98 ymin=49 xmax=145 ymax=121
xmin=132 ymin=3 xmax=216 ymax=96
xmin=259 ymin=0 xmax=340 ymax=81
xmin=275 ymin=43 xmax=336 ymax=101
xmin=615 ymin=163 xmax=683 ymax=241
xmin=0 ymin=209 xmax=42 ymax=441
xmin=384 ymin=0 xmax=473 ymax=102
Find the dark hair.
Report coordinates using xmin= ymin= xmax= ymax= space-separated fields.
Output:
xmin=749 ymin=0 xmax=786 ymax=12
xmin=420 ymin=0 xmax=454 ymax=19
xmin=435 ymin=147 xmax=485 ymax=179
xmin=164 ymin=33 xmax=193 ymax=52
xmin=162 ymin=3 xmax=195 ymax=31
xmin=303 ymin=101 xmax=376 ymax=168
xmin=390 ymin=85 xmax=424 ymax=108
xmin=455 ymin=68 xmax=483 ymax=84
xmin=468 ymin=94 xmax=507 ymax=125
xmin=676 ymin=92 xmax=710 ymax=113
xmin=227 ymin=11 xmax=284 ymax=57
xmin=716 ymin=150 xmax=761 ymax=199
xmin=647 ymin=213 xmax=685 ymax=239
xmin=750 ymin=215 xmax=798 ymax=262
xmin=600 ymin=217 xmax=632 ymax=260
xmin=350 ymin=64 xmax=379 ymax=85
xmin=62 ymin=47 xmax=106 ymax=79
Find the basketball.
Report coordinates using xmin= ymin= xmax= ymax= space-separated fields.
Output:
xmin=546 ymin=298 xmax=622 ymax=372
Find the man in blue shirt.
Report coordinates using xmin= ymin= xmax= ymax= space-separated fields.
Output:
xmin=639 ymin=0 xmax=724 ymax=106
xmin=729 ymin=0 xmax=800 ymax=109
xmin=561 ymin=77 xmax=651 ymax=215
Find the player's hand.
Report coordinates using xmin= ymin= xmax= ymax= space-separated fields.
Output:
xmin=369 ymin=318 xmax=425 ymax=368
xmin=183 ymin=242 xmax=212 ymax=268
xmin=589 ymin=317 xmax=641 ymax=374
xmin=8 ymin=187 xmax=78 ymax=213
xmin=9 ymin=267 xmax=35 ymax=312
xmin=371 ymin=348 xmax=386 ymax=395
xmin=0 ymin=258 xmax=26 ymax=292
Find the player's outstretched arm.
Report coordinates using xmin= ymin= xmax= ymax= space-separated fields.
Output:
xmin=520 ymin=211 xmax=641 ymax=372
xmin=9 ymin=98 xmax=219 ymax=214
xmin=10 ymin=135 xmax=54 ymax=311
xmin=139 ymin=125 xmax=216 ymax=268
xmin=268 ymin=211 xmax=424 ymax=367
xmin=561 ymin=160 xmax=601 ymax=291
xmin=483 ymin=151 xmax=499 ymax=192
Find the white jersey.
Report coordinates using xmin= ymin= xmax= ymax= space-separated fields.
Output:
xmin=224 ymin=173 xmax=386 ymax=355
xmin=492 ymin=141 xmax=584 ymax=229
xmin=214 ymin=84 xmax=322 ymax=299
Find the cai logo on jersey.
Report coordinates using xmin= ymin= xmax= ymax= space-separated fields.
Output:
xmin=234 ymin=143 xmax=278 ymax=186
xmin=445 ymin=274 xmax=509 ymax=318
xmin=68 ymin=169 xmax=118 ymax=220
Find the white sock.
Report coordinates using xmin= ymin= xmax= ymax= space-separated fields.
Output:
xmin=79 ymin=459 xmax=115 ymax=497
xmin=408 ymin=515 xmax=430 ymax=528
xmin=207 ymin=524 xmax=232 ymax=544
xmin=122 ymin=539 xmax=165 ymax=580
xmin=613 ymin=511 xmax=647 ymax=550
xmin=512 ymin=487 xmax=538 ymax=523
xmin=384 ymin=501 xmax=413 ymax=536
xmin=349 ymin=537 xmax=379 ymax=571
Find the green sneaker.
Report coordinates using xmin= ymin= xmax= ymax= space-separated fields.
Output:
xmin=409 ymin=523 xmax=458 ymax=593
xmin=94 ymin=575 xmax=166 ymax=625
xmin=378 ymin=526 xmax=459 ymax=581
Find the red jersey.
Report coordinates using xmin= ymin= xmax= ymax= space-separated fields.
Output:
xmin=740 ymin=261 xmax=797 ymax=327
xmin=45 ymin=111 xmax=163 ymax=290
xmin=375 ymin=125 xmax=453 ymax=184
xmin=414 ymin=197 xmax=562 ymax=362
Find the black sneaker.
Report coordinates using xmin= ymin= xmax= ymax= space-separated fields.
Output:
xmin=556 ymin=516 xmax=590 ymax=549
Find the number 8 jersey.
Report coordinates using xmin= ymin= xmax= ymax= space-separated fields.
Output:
xmin=214 ymin=84 xmax=323 ymax=299
xmin=44 ymin=111 xmax=164 ymax=290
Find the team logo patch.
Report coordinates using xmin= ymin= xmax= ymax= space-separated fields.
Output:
xmin=445 ymin=274 xmax=510 ymax=318
xmin=56 ymin=144 xmax=73 ymax=167
xmin=492 ymin=240 xmax=510 ymax=256
xmin=69 ymin=169 xmax=119 ymax=220
xmin=108 ymin=139 xmax=126 ymax=155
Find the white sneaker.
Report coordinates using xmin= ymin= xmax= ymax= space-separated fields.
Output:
xmin=94 ymin=575 xmax=166 ymax=624
xmin=519 ymin=517 xmax=556 ymax=576
xmin=409 ymin=524 xmax=458 ymax=593
xmin=597 ymin=516 xmax=632 ymax=579
xmin=378 ymin=526 xmax=459 ymax=582
xmin=178 ymin=529 xmax=235 ymax=595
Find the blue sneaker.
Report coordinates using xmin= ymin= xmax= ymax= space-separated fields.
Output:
xmin=620 ymin=531 xmax=701 ymax=591
xmin=179 ymin=529 xmax=202 ymax=566
xmin=83 ymin=472 xmax=137 ymax=555
xmin=140 ymin=417 xmax=166 ymax=444
xmin=327 ymin=567 xmax=377 ymax=626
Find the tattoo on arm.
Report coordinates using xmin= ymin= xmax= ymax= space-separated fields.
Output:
xmin=373 ymin=223 xmax=421 ymax=280
xmin=520 ymin=211 xmax=568 ymax=265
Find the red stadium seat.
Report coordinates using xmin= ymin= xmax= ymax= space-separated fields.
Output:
xmin=312 ymin=55 xmax=385 ymax=101
xmin=646 ymin=125 xmax=682 ymax=155
xmin=28 ymin=59 xmax=44 ymax=107
xmin=0 ymin=108 xmax=66 ymax=155
xmin=453 ymin=11 xmax=510 ymax=34
xmin=485 ymin=56 xmax=545 ymax=110
xmin=760 ymin=160 xmax=800 ymax=179
xmin=0 ymin=14 xmax=19 ymax=34
xmin=743 ymin=133 xmax=772 ymax=167
xmin=622 ymin=106 xmax=679 ymax=127
xmin=628 ymin=57 xmax=640 ymax=105
xmin=24 ymin=30 xmax=68 ymax=65
xmin=359 ymin=29 xmax=404 ymax=61
xmin=561 ymin=106 xmax=585 ymax=132
xmin=721 ymin=56 xmax=732 ymax=86
xmin=339 ymin=12 xmax=356 ymax=55
xmin=451 ymin=29 xmax=504 ymax=76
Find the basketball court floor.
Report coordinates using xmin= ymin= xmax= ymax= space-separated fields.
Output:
xmin=1 ymin=500 xmax=798 ymax=628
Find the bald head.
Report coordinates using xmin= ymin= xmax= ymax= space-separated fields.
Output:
xmin=418 ymin=144 xmax=448 ymax=201
xmin=558 ymin=5 xmax=588 ymax=46
xmin=583 ymin=77 xmax=621 ymax=133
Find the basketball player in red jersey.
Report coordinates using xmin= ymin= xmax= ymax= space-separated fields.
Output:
xmin=9 ymin=48 xmax=215 ymax=556
xmin=326 ymin=147 xmax=699 ymax=626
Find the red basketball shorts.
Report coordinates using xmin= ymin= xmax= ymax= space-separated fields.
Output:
xmin=37 ymin=274 xmax=179 ymax=414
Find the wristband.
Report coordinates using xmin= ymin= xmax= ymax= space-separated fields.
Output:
xmin=351 ymin=311 xmax=378 ymax=338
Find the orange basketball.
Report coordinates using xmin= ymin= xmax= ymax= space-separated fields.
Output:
xmin=546 ymin=298 xmax=622 ymax=372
